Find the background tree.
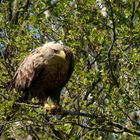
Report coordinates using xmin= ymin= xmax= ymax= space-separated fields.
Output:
xmin=0 ymin=0 xmax=140 ymax=139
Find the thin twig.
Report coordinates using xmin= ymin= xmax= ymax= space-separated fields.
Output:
xmin=15 ymin=102 xmax=42 ymax=108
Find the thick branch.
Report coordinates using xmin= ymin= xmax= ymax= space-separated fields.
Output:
xmin=108 ymin=121 xmax=140 ymax=137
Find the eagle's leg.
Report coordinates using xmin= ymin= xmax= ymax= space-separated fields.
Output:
xmin=47 ymin=93 xmax=63 ymax=115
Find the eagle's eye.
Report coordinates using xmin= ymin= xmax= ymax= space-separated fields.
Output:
xmin=53 ymin=49 xmax=59 ymax=53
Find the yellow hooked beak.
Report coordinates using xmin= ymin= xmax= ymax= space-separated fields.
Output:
xmin=57 ymin=50 xmax=66 ymax=60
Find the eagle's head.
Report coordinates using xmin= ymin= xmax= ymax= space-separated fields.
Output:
xmin=43 ymin=42 xmax=72 ymax=61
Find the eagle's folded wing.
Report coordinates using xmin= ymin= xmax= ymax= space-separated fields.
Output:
xmin=14 ymin=47 xmax=46 ymax=91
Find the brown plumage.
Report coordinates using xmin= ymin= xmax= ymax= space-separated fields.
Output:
xmin=14 ymin=42 xmax=74 ymax=112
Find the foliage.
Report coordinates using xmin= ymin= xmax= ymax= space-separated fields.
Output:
xmin=0 ymin=0 xmax=140 ymax=139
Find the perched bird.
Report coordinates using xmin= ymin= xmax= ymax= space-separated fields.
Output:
xmin=13 ymin=42 xmax=74 ymax=113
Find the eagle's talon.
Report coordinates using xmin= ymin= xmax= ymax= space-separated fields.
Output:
xmin=50 ymin=105 xmax=63 ymax=115
xmin=44 ymin=103 xmax=63 ymax=114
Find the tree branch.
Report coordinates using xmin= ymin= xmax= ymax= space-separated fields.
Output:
xmin=105 ymin=0 xmax=119 ymax=88
xmin=5 ymin=102 xmax=139 ymax=137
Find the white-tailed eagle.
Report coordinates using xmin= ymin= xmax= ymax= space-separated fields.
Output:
xmin=14 ymin=42 xmax=74 ymax=113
